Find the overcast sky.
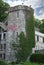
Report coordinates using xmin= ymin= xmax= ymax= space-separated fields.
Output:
xmin=4 ymin=0 xmax=44 ymax=20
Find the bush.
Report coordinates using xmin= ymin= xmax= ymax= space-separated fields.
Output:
xmin=30 ymin=54 xmax=44 ymax=63
xmin=21 ymin=61 xmax=39 ymax=65
xmin=0 ymin=61 xmax=8 ymax=65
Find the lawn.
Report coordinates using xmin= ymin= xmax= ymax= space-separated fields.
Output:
xmin=13 ymin=61 xmax=44 ymax=65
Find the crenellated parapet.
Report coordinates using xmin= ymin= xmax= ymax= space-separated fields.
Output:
xmin=9 ymin=5 xmax=34 ymax=14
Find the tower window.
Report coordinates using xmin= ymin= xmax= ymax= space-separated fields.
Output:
xmin=17 ymin=32 xmax=18 ymax=37
xmin=17 ymin=11 xmax=19 ymax=18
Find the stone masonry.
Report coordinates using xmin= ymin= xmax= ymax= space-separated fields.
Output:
xmin=0 ymin=5 xmax=34 ymax=62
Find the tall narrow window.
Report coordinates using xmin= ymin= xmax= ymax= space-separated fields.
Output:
xmin=17 ymin=11 xmax=19 ymax=18
xmin=0 ymin=44 xmax=1 ymax=50
xmin=43 ymin=37 xmax=44 ymax=43
xmin=0 ymin=44 xmax=3 ymax=50
xmin=0 ymin=54 xmax=2 ymax=59
xmin=17 ymin=32 xmax=18 ymax=37
xmin=4 ymin=44 xmax=6 ymax=49
xmin=0 ymin=34 xmax=1 ymax=40
xmin=3 ymin=54 xmax=5 ymax=60
xmin=0 ymin=27 xmax=1 ymax=32
xmin=37 ymin=35 xmax=39 ymax=42
xmin=3 ymin=33 xmax=6 ymax=39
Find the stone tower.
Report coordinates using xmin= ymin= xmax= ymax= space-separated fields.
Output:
xmin=6 ymin=5 xmax=34 ymax=62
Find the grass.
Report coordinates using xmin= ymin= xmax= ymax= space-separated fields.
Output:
xmin=12 ymin=61 xmax=44 ymax=65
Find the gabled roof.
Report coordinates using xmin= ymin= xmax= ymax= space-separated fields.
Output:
xmin=0 ymin=22 xmax=7 ymax=30
xmin=35 ymin=31 xmax=44 ymax=37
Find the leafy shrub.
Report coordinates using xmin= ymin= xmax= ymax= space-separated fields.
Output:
xmin=21 ymin=61 xmax=39 ymax=65
xmin=30 ymin=54 xmax=44 ymax=63
xmin=0 ymin=61 xmax=8 ymax=65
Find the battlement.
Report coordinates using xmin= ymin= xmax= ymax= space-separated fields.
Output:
xmin=9 ymin=5 xmax=34 ymax=13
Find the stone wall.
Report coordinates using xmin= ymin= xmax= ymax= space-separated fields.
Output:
xmin=6 ymin=5 xmax=34 ymax=62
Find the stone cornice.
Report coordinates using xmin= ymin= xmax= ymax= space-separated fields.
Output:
xmin=9 ymin=5 xmax=34 ymax=13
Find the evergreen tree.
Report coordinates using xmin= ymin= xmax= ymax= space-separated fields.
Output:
xmin=40 ymin=19 xmax=44 ymax=33
xmin=15 ymin=32 xmax=28 ymax=63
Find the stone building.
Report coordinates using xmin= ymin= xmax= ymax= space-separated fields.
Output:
xmin=7 ymin=5 xmax=34 ymax=62
xmin=32 ymin=31 xmax=44 ymax=54
xmin=0 ymin=5 xmax=34 ymax=62
xmin=0 ymin=5 xmax=44 ymax=62
xmin=0 ymin=21 xmax=7 ymax=60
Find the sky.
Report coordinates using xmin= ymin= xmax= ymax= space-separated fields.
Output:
xmin=4 ymin=0 xmax=44 ymax=20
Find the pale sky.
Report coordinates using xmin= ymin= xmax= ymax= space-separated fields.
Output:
xmin=4 ymin=0 xmax=44 ymax=20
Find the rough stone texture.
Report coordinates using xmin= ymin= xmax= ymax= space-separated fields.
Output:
xmin=0 ymin=5 xmax=34 ymax=62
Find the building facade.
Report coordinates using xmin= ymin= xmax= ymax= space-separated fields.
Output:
xmin=0 ymin=21 xmax=7 ymax=61
xmin=0 ymin=5 xmax=44 ymax=62
xmin=32 ymin=31 xmax=44 ymax=53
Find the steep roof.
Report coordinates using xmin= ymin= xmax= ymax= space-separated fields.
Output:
xmin=35 ymin=31 xmax=44 ymax=37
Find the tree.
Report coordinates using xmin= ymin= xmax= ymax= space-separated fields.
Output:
xmin=25 ymin=10 xmax=35 ymax=55
xmin=0 ymin=61 xmax=8 ymax=65
xmin=12 ymin=32 xmax=29 ymax=63
xmin=16 ymin=32 xmax=29 ymax=63
xmin=39 ymin=19 xmax=44 ymax=33
xmin=34 ymin=18 xmax=44 ymax=33
xmin=0 ymin=0 xmax=9 ymax=22
xmin=34 ymin=18 xmax=41 ymax=28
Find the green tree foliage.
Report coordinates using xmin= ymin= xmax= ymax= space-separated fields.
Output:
xmin=25 ymin=10 xmax=35 ymax=55
xmin=14 ymin=32 xmax=29 ymax=63
xmin=34 ymin=18 xmax=41 ymax=28
xmin=0 ymin=61 xmax=8 ymax=65
xmin=0 ymin=0 xmax=9 ymax=22
xmin=39 ymin=19 xmax=44 ymax=33
xmin=34 ymin=18 xmax=44 ymax=33
xmin=30 ymin=54 xmax=44 ymax=63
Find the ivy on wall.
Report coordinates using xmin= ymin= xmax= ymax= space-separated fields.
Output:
xmin=25 ymin=10 xmax=35 ymax=55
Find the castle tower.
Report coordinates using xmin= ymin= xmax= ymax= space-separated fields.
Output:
xmin=6 ymin=5 xmax=35 ymax=62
